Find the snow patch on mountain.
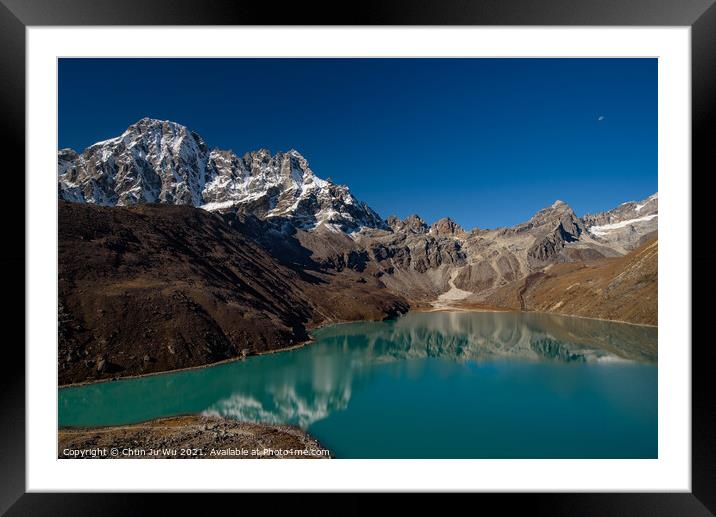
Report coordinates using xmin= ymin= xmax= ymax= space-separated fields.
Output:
xmin=635 ymin=193 xmax=658 ymax=212
xmin=589 ymin=214 xmax=658 ymax=236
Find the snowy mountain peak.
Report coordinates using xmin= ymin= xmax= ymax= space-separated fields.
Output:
xmin=583 ymin=192 xmax=658 ymax=243
xmin=58 ymin=118 xmax=387 ymax=232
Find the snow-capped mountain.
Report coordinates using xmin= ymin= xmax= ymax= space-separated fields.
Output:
xmin=581 ymin=193 xmax=658 ymax=251
xmin=58 ymin=118 xmax=387 ymax=232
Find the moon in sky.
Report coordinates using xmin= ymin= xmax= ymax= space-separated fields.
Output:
xmin=597 ymin=115 xmax=605 ymax=121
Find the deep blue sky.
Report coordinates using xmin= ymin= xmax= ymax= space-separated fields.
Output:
xmin=59 ymin=58 xmax=656 ymax=229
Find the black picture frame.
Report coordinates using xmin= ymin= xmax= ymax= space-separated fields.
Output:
xmin=2 ymin=0 xmax=713 ymax=513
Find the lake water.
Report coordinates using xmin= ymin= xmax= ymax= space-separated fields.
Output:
xmin=59 ymin=311 xmax=658 ymax=458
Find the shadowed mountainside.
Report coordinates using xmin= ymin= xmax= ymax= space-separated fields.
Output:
xmin=58 ymin=201 xmax=408 ymax=385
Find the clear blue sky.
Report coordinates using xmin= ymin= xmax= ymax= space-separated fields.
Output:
xmin=59 ymin=58 xmax=656 ymax=230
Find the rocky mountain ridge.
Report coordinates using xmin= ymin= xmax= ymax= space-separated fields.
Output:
xmin=58 ymin=117 xmax=657 ymax=319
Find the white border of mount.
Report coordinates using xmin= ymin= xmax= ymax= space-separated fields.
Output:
xmin=26 ymin=27 xmax=690 ymax=492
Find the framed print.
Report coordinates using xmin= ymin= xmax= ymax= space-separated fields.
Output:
xmin=3 ymin=0 xmax=714 ymax=513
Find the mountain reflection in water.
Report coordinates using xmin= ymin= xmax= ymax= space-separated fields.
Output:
xmin=59 ymin=311 xmax=657 ymax=458
xmin=202 ymin=311 xmax=656 ymax=428
xmin=313 ymin=311 xmax=656 ymax=364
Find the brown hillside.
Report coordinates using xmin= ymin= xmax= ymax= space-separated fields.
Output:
xmin=58 ymin=202 xmax=408 ymax=385
xmin=484 ymin=237 xmax=657 ymax=325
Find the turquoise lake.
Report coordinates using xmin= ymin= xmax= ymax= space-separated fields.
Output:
xmin=58 ymin=311 xmax=658 ymax=458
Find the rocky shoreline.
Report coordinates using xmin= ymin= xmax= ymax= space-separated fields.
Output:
xmin=420 ymin=304 xmax=657 ymax=328
xmin=58 ymin=415 xmax=331 ymax=459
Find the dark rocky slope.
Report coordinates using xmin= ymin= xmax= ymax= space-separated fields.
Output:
xmin=59 ymin=202 xmax=408 ymax=385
